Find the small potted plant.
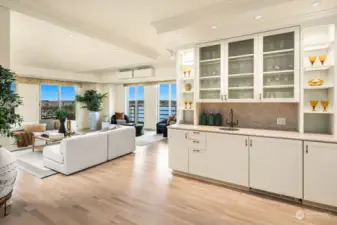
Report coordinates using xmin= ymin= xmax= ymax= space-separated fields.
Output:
xmin=55 ymin=108 xmax=68 ymax=135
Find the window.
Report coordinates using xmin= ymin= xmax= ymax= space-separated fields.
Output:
xmin=40 ymin=84 xmax=76 ymax=120
xmin=159 ymin=83 xmax=176 ymax=121
xmin=127 ymin=86 xmax=144 ymax=124
xmin=10 ymin=82 xmax=15 ymax=92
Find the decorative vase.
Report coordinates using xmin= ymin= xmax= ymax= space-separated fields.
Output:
xmin=58 ymin=118 xmax=66 ymax=135
xmin=88 ymin=111 xmax=99 ymax=130
xmin=0 ymin=147 xmax=17 ymax=215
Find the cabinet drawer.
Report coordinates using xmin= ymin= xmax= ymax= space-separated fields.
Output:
xmin=188 ymin=131 xmax=206 ymax=141
xmin=189 ymin=138 xmax=206 ymax=149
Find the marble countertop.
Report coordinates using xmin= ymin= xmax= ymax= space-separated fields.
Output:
xmin=168 ymin=124 xmax=337 ymax=144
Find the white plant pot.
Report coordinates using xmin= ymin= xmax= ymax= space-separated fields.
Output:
xmin=88 ymin=111 xmax=99 ymax=130
xmin=0 ymin=147 xmax=17 ymax=199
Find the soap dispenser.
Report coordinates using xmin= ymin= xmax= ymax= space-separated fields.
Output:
xmin=207 ymin=109 xmax=214 ymax=126
xmin=215 ymin=110 xmax=222 ymax=126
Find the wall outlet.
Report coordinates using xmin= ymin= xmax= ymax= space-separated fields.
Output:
xmin=277 ymin=118 xmax=286 ymax=125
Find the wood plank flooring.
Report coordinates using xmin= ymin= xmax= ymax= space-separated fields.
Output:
xmin=1 ymin=140 xmax=337 ymax=225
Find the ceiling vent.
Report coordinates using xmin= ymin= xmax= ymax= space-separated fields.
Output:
xmin=117 ymin=67 xmax=154 ymax=80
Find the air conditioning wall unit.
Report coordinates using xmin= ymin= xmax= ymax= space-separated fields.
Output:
xmin=117 ymin=70 xmax=133 ymax=80
xmin=133 ymin=68 xmax=154 ymax=78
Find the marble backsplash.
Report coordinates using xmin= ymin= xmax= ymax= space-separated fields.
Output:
xmin=200 ymin=103 xmax=298 ymax=131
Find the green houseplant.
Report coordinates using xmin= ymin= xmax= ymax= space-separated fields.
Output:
xmin=76 ymin=90 xmax=107 ymax=130
xmin=0 ymin=65 xmax=22 ymax=215
xmin=55 ymin=108 xmax=68 ymax=135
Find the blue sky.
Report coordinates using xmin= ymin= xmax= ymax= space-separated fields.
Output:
xmin=128 ymin=84 xmax=176 ymax=100
xmin=41 ymin=84 xmax=76 ymax=101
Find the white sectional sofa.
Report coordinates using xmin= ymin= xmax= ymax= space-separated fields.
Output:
xmin=107 ymin=126 xmax=135 ymax=160
xmin=43 ymin=126 xmax=136 ymax=175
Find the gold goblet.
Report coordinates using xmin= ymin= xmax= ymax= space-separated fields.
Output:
xmin=321 ymin=100 xmax=329 ymax=112
xmin=319 ymin=55 xmax=327 ymax=65
xmin=184 ymin=99 xmax=188 ymax=109
xmin=308 ymin=56 xmax=317 ymax=66
xmin=310 ymin=100 xmax=318 ymax=112
xmin=188 ymin=100 xmax=192 ymax=109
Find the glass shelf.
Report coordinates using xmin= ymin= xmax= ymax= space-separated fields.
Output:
xmin=228 ymin=38 xmax=254 ymax=100
xmin=263 ymin=32 xmax=295 ymax=99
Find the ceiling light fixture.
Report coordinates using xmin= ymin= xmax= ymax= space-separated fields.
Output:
xmin=176 ymin=32 xmax=181 ymax=36
xmin=312 ymin=0 xmax=321 ymax=7
xmin=69 ymin=34 xmax=74 ymax=37
xmin=166 ymin=49 xmax=176 ymax=60
xmin=255 ymin=15 xmax=262 ymax=20
xmin=211 ymin=25 xmax=217 ymax=29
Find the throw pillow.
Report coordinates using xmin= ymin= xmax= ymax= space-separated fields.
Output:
xmin=115 ymin=112 xmax=124 ymax=120
xmin=167 ymin=115 xmax=176 ymax=125
xmin=24 ymin=124 xmax=46 ymax=132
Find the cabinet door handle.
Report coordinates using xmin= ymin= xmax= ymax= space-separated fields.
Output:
xmin=224 ymin=94 xmax=227 ymax=101
xmin=193 ymin=140 xmax=199 ymax=144
xmin=193 ymin=149 xmax=200 ymax=152
xmin=220 ymin=95 xmax=223 ymax=100
xmin=245 ymin=139 xmax=248 ymax=146
xmin=259 ymin=93 xmax=262 ymax=100
xmin=306 ymin=145 xmax=308 ymax=153
xmin=193 ymin=131 xmax=199 ymax=134
xmin=250 ymin=139 xmax=252 ymax=147
xmin=185 ymin=133 xmax=187 ymax=139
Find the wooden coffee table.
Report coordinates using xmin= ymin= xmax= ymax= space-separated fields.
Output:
xmin=32 ymin=135 xmax=63 ymax=152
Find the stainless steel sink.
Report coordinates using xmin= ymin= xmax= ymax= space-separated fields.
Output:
xmin=219 ymin=127 xmax=240 ymax=131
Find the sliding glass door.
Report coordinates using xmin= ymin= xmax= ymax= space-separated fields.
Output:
xmin=127 ymin=86 xmax=144 ymax=124
xmin=159 ymin=83 xmax=176 ymax=121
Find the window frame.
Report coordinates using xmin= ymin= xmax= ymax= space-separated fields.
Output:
xmin=158 ymin=83 xmax=176 ymax=121
xmin=126 ymin=85 xmax=144 ymax=124
xmin=40 ymin=84 xmax=76 ymax=120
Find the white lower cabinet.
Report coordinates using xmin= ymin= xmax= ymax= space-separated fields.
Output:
xmin=249 ymin=137 xmax=303 ymax=198
xmin=207 ymin=133 xmax=249 ymax=186
xmin=189 ymin=149 xmax=208 ymax=177
xmin=168 ymin=129 xmax=189 ymax=173
xmin=304 ymin=141 xmax=337 ymax=207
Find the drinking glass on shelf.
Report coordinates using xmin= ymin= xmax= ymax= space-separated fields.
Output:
xmin=275 ymin=75 xmax=280 ymax=85
xmin=321 ymin=100 xmax=329 ymax=112
xmin=188 ymin=100 xmax=193 ymax=109
xmin=308 ymin=56 xmax=317 ymax=66
xmin=319 ymin=55 xmax=327 ymax=65
xmin=184 ymin=99 xmax=188 ymax=109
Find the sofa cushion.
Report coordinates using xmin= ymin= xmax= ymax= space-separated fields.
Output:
xmin=43 ymin=145 xmax=64 ymax=164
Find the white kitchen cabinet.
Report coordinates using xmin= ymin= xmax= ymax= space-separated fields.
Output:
xmin=207 ymin=133 xmax=249 ymax=186
xmin=196 ymin=41 xmax=224 ymax=102
xmin=189 ymin=149 xmax=208 ymax=177
xmin=249 ymin=137 xmax=303 ymax=198
xmin=195 ymin=26 xmax=300 ymax=103
xmin=225 ymin=35 xmax=259 ymax=102
xmin=304 ymin=141 xmax=337 ymax=207
xmin=168 ymin=129 xmax=189 ymax=173
xmin=258 ymin=27 xmax=300 ymax=102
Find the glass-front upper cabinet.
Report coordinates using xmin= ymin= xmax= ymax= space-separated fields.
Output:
xmin=197 ymin=43 xmax=222 ymax=101
xmin=226 ymin=36 xmax=256 ymax=101
xmin=261 ymin=28 xmax=299 ymax=101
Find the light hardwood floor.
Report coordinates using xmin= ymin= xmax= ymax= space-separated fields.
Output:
xmin=1 ymin=140 xmax=337 ymax=225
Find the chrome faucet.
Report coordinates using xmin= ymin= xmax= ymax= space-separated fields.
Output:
xmin=226 ymin=109 xmax=239 ymax=128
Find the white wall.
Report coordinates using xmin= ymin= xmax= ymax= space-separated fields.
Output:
xmin=144 ymin=85 xmax=158 ymax=130
xmin=0 ymin=7 xmax=10 ymax=68
xmin=115 ymin=84 xmax=126 ymax=113
xmin=16 ymin=83 xmax=40 ymax=123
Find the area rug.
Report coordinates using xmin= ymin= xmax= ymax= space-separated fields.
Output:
xmin=13 ymin=149 xmax=58 ymax=179
xmin=136 ymin=131 xmax=166 ymax=146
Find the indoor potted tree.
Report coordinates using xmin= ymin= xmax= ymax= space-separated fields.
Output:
xmin=55 ymin=108 xmax=68 ymax=135
xmin=0 ymin=65 xmax=22 ymax=216
xmin=76 ymin=90 xmax=107 ymax=130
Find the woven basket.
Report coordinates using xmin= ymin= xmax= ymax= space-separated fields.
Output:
xmin=0 ymin=148 xmax=17 ymax=199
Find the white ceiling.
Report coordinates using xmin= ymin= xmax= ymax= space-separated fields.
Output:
xmin=1 ymin=0 xmax=337 ymax=74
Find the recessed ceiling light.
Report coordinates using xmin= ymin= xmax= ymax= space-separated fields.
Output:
xmin=176 ymin=32 xmax=181 ymax=36
xmin=255 ymin=15 xmax=262 ymax=20
xmin=69 ymin=34 xmax=74 ymax=37
xmin=312 ymin=0 xmax=321 ymax=7
xmin=211 ymin=25 xmax=217 ymax=29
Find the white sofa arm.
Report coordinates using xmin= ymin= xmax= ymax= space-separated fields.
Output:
xmin=107 ymin=126 xmax=135 ymax=160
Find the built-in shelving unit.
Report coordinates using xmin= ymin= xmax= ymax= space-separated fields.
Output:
xmin=301 ymin=24 xmax=336 ymax=135
xmin=176 ymin=49 xmax=195 ymax=125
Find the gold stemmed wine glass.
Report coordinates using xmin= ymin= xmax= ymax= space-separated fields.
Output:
xmin=188 ymin=100 xmax=192 ymax=109
xmin=184 ymin=99 xmax=188 ymax=109
xmin=319 ymin=55 xmax=327 ymax=65
xmin=321 ymin=100 xmax=329 ymax=112
xmin=310 ymin=100 xmax=318 ymax=112
xmin=308 ymin=56 xmax=317 ymax=67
